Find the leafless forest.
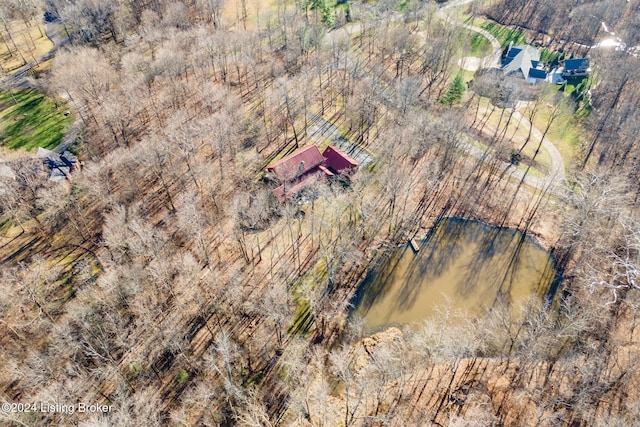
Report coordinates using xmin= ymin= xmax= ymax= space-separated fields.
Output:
xmin=0 ymin=0 xmax=639 ymax=425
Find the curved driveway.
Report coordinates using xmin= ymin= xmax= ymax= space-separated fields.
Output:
xmin=438 ymin=0 xmax=502 ymax=71
xmin=512 ymin=104 xmax=566 ymax=183
xmin=438 ymin=0 xmax=567 ymax=193
xmin=317 ymin=1 xmax=568 ymax=196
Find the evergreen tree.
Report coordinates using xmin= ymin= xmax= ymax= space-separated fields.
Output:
xmin=437 ymin=74 xmax=465 ymax=106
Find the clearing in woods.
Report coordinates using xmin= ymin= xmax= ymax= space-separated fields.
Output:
xmin=0 ymin=89 xmax=73 ymax=151
xmin=0 ymin=18 xmax=53 ymax=73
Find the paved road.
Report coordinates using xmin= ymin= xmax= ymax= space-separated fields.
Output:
xmin=304 ymin=110 xmax=565 ymax=197
xmin=310 ymin=1 xmax=568 ymax=198
xmin=458 ymin=134 xmax=565 ymax=197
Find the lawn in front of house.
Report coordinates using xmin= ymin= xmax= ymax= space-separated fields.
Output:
xmin=465 ymin=29 xmax=493 ymax=57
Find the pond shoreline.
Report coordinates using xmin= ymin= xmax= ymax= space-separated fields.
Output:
xmin=350 ymin=217 xmax=560 ymax=334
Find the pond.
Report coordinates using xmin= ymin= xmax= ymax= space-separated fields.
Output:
xmin=352 ymin=218 xmax=558 ymax=332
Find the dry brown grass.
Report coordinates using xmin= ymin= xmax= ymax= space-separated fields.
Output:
xmin=0 ymin=18 xmax=53 ymax=73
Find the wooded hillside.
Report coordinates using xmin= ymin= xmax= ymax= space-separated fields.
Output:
xmin=484 ymin=0 xmax=640 ymax=47
xmin=0 ymin=0 xmax=639 ymax=425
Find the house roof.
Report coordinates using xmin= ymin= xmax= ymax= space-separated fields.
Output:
xmin=36 ymin=147 xmax=78 ymax=181
xmin=49 ymin=167 xmax=70 ymax=182
xmin=36 ymin=148 xmax=78 ymax=166
xmin=0 ymin=163 xmax=14 ymax=179
xmin=564 ymin=58 xmax=590 ymax=71
xmin=322 ymin=145 xmax=359 ymax=172
xmin=36 ymin=147 xmax=56 ymax=159
xmin=502 ymin=45 xmax=541 ymax=80
xmin=266 ymin=144 xmax=360 ymax=202
xmin=505 ymin=47 xmax=522 ymax=59
xmin=272 ymin=169 xmax=324 ymax=202
xmin=266 ymin=145 xmax=325 ymax=182
xmin=528 ymin=68 xmax=548 ymax=80
xmin=318 ymin=165 xmax=334 ymax=177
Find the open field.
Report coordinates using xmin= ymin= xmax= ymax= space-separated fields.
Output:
xmin=0 ymin=90 xmax=72 ymax=151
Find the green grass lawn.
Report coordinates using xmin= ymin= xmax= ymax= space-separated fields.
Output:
xmin=526 ymin=104 xmax=581 ymax=168
xmin=540 ymin=49 xmax=561 ymax=66
xmin=465 ymin=29 xmax=492 ymax=56
xmin=0 ymin=90 xmax=72 ymax=151
xmin=476 ymin=19 xmax=526 ymax=49
xmin=560 ymin=76 xmax=591 ymax=98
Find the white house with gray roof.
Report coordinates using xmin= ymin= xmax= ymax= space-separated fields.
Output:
xmin=501 ymin=43 xmax=548 ymax=84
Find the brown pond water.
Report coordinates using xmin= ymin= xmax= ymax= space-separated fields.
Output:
xmin=353 ymin=218 xmax=557 ymax=332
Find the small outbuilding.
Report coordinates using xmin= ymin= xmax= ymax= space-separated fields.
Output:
xmin=0 ymin=161 xmax=15 ymax=180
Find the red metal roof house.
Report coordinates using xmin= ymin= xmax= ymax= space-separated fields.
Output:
xmin=265 ymin=146 xmax=325 ymax=182
xmin=266 ymin=145 xmax=359 ymax=202
xmin=322 ymin=146 xmax=358 ymax=174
